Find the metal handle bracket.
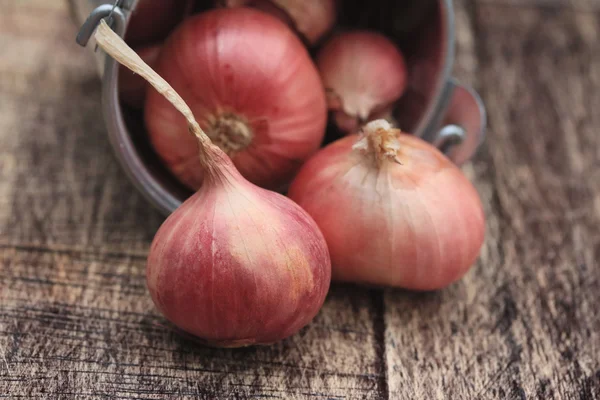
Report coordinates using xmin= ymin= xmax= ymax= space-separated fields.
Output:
xmin=76 ymin=2 xmax=127 ymax=47
xmin=433 ymin=79 xmax=486 ymax=165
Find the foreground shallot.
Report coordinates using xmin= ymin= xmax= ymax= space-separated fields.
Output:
xmin=289 ymin=120 xmax=485 ymax=290
xmin=95 ymin=20 xmax=331 ymax=347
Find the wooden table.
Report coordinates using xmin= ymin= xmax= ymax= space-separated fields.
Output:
xmin=1 ymin=0 xmax=599 ymax=398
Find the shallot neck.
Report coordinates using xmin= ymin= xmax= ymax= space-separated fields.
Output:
xmin=352 ymin=119 xmax=402 ymax=167
xmin=195 ymin=139 xmax=243 ymax=183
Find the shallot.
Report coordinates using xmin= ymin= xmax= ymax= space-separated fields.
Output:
xmin=317 ymin=31 xmax=408 ymax=134
xmin=95 ymin=20 xmax=331 ymax=347
xmin=288 ymin=120 xmax=485 ymax=291
xmin=218 ymin=0 xmax=337 ymax=45
xmin=145 ymin=8 xmax=327 ymax=191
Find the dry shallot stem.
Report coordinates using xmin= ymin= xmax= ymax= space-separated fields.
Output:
xmin=94 ymin=20 xmax=217 ymax=164
xmin=352 ymin=120 xmax=402 ymax=167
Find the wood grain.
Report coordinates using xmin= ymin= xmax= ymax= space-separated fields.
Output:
xmin=0 ymin=3 xmax=164 ymax=257
xmin=1 ymin=0 xmax=599 ymax=399
xmin=0 ymin=247 xmax=387 ymax=399
xmin=381 ymin=3 xmax=600 ymax=399
xmin=474 ymin=0 xmax=600 ymax=11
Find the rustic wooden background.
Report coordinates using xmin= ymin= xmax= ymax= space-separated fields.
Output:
xmin=1 ymin=0 xmax=599 ymax=398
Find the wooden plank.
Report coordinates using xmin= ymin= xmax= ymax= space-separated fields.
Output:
xmin=2 ymin=0 xmax=600 ymax=398
xmin=0 ymin=247 xmax=385 ymax=398
xmin=383 ymin=4 xmax=600 ymax=399
xmin=0 ymin=2 xmax=164 ymax=257
xmin=474 ymin=0 xmax=600 ymax=11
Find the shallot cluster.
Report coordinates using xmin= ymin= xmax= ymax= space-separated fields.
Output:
xmin=91 ymin=0 xmax=486 ymax=347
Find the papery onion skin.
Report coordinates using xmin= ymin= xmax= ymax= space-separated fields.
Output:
xmin=288 ymin=121 xmax=485 ymax=291
xmin=219 ymin=0 xmax=337 ymax=45
xmin=317 ymin=31 xmax=408 ymax=134
xmin=119 ymin=44 xmax=162 ymax=109
xmin=147 ymin=150 xmax=331 ymax=346
xmin=145 ymin=8 xmax=327 ymax=191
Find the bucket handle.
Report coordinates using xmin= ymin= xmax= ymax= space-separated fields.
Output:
xmin=433 ymin=79 xmax=487 ymax=166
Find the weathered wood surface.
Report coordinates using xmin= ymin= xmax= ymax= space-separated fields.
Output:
xmin=1 ymin=0 xmax=599 ymax=399
xmin=476 ymin=0 xmax=600 ymax=11
xmin=475 ymin=0 xmax=600 ymax=11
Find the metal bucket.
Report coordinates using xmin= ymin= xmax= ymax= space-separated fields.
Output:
xmin=72 ymin=0 xmax=486 ymax=216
